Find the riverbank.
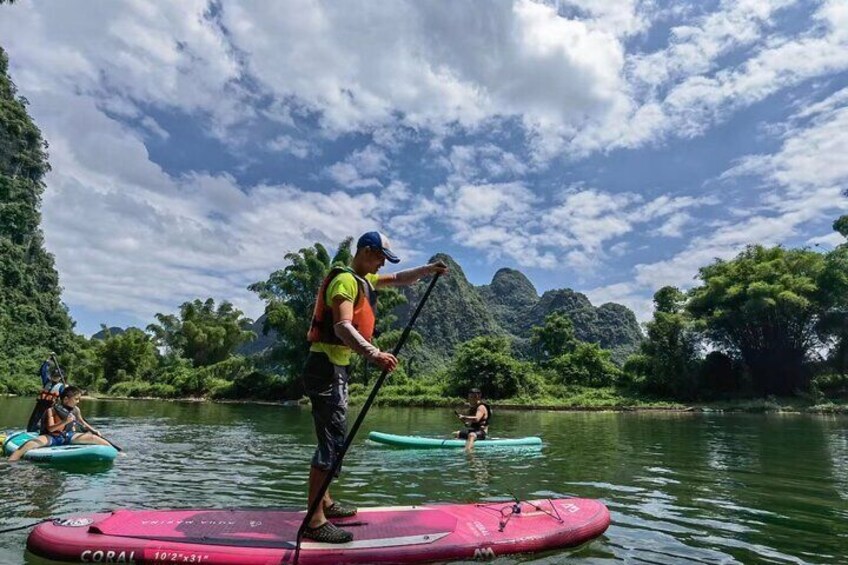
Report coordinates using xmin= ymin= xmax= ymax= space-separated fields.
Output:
xmin=25 ymin=387 xmax=843 ymax=414
xmin=360 ymin=395 xmax=848 ymax=413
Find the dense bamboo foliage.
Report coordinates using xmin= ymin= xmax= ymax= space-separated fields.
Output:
xmin=0 ymin=47 xmax=74 ymax=391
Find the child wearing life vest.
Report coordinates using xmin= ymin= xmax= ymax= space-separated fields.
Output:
xmin=25 ymin=354 xmax=65 ymax=433
xmin=9 ymin=386 xmax=110 ymax=461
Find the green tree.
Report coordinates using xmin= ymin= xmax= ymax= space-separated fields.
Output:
xmin=653 ymin=286 xmax=686 ymax=314
xmin=101 ymin=328 xmax=158 ymax=388
xmin=818 ymin=216 xmax=848 ymax=374
xmin=61 ymin=333 xmax=105 ymax=391
xmin=833 ymin=215 xmax=848 ymax=239
xmin=249 ymin=238 xmax=353 ymax=376
xmin=645 ymin=308 xmax=698 ymax=396
xmin=687 ymin=245 xmax=825 ymax=395
xmin=0 ymin=47 xmax=74 ymax=381
xmin=447 ymin=335 xmax=538 ymax=399
xmin=699 ymin=350 xmax=743 ymax=396
xmin=549 ymin=342 xmax=622 ymax=387
xmin=530 ymin=311 xmax=577 ymax=363
xmin=622 ymin=286 xmax=700 ymax=398
xmin=147 ymin=298 xmax=255 ymax=367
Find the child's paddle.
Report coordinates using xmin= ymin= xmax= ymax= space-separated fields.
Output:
xmin=98 ymin=434 xmax=124 ymax=453
xmin=78 ymin=422 xmax=123 ymax=453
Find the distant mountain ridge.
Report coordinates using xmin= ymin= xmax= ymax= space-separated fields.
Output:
xmin=394 ymin=254 xmax=643 ymax=365
xmin=392 ymin=254 xmax=504 ymax=367
xmin=478 ymin=268 xmax=538 ymax=333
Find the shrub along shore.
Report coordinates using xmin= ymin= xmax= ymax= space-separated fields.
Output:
xmin=6 ymin=388 xmax=842 ymax=415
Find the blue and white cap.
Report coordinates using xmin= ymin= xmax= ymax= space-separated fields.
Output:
xmin=357 ymin=231 xmax=400 ymax=263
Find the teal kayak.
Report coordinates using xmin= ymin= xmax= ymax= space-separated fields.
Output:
xmin=369 ymin=431 xmax=542 ymax=449
xmin=3 ymin=431 xmax=118 ymax=463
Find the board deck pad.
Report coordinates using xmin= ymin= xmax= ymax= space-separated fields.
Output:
xmin=27 ymin=499 xmax=610 ymax=564
xmin=91 ymin=507 xmax=457 ymax=548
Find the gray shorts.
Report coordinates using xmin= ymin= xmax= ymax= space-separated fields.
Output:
xmin=302 ymin=352 xmax=349 ymax=476
xmin=458 ymin=428 xmax=487 ymax=440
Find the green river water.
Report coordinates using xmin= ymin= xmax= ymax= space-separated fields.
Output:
xmin=0 ymin=397 xmax=846 ymax=564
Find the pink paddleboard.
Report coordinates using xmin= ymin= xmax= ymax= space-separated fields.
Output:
xmin=27 ymin=498 xmax=609 ymax=564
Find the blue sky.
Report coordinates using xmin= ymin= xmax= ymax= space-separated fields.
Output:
xmin=2 ymin=0 xmax=847 ymax=336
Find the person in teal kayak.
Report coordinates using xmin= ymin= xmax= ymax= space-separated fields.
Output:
xmin=454 ymin=388 xmax=491 ymax=452
xmin=25 ymin=353 xmax=66 ymax=433
xmin=9 ymin=386 xmax=110 ymax=462
xmin=302 ymin=231 xmax=447 ymax=543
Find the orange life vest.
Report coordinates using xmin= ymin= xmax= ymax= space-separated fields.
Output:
xmin=307 ymin=267 xmax=377 ymax=345
xmin=37 ymin=382 xmax=63 ymax=403
xmin=42 ymin=403 xmax=76 ymax=436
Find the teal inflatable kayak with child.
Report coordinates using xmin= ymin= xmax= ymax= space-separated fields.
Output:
xmin=369 ymin=431 xmax=542 ymax=448
xmin=3 ymin=431 xmax=118 ymax=463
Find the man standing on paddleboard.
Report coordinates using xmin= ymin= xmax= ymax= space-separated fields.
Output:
xmin=302 ymin=231 xmax=447 ymax=543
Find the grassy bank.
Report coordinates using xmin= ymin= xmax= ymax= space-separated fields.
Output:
xmin=348 ymin=384 xmax=684 ymax=409
xmin=102 ymin=385 xmax=848 ymax=414
xmin=697 ymin=397 xmax=848 ymax=414
xmin=62 ymin=385 xmax=848 ymax=414
xmin=349 ymin=388 xmax=847 ymax=413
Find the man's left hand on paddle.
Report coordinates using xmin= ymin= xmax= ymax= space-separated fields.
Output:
xmin=428 ymin=261 xmax=448 ymax=275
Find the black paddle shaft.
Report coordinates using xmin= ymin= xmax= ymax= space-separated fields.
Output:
xmin=50 ymin=354 xmax=67 ymax=385
xmin=293 ymin=273 xmax=441 ymax=563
